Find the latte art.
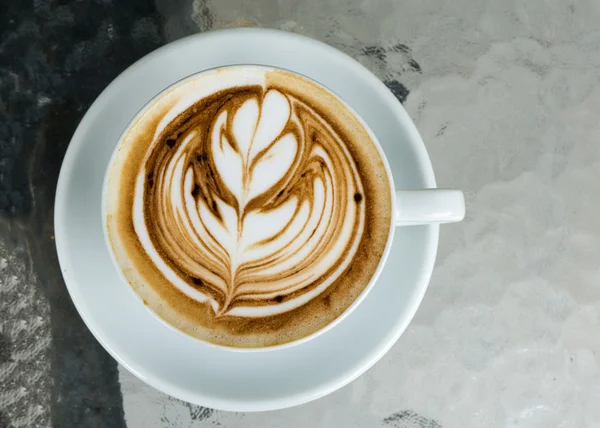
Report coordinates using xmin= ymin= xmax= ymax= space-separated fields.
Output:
xmin=106 ymin=67 xmax=392 ymax=348
xmin=136 ymin=87 xmax=365 ymax=317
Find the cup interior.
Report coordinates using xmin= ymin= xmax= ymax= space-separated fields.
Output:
xmin=101 ymin=64 xmax=397 ymax=351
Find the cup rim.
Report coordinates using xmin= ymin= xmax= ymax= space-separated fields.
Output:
xmin=101 ymin=64 xmax=398 ymax=352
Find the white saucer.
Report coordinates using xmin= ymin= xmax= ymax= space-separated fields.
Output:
xmin=55 ymin=28 xmax=438 ymax=412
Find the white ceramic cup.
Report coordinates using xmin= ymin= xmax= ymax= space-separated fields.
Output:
xmin=102 ymin=65 xmax=465 ymax=351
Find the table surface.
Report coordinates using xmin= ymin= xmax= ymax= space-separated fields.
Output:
xmin=2 ymin=1 xmax=599 ymax=427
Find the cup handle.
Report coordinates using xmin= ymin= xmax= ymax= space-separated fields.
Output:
xmin=395 ymin=189 xmax=465 ymax=226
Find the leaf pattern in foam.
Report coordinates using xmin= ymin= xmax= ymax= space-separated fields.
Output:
xmin=208 ymin=90 xmax=299 ymax=285
xmin=211 ymin=111 xmax=243 ymax=204
xmin=248 ymin=90 xmax=291 ymax=162
xmin=248 ymin=133 xmax=297 ymax=201
xmin=212 ymin=90 xmax=295 ymax=206
xmin=232 ymin=98 xmax=259 ymax=160
xmin=133 ymin=78 xmax=370 ymax=319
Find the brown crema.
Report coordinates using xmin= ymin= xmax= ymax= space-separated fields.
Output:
xmin=105 ymin=68 xmax=392 ymax=348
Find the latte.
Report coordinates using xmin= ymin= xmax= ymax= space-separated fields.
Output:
xmin=105 ymin=66 xmax=392 ymax=348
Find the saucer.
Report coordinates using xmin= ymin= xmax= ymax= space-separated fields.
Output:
xmin=55 ymin=28 xmax=438 ymax=411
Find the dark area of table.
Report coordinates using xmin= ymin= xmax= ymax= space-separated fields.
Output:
xmin=0 ymin=1 xmax=165 ymax=426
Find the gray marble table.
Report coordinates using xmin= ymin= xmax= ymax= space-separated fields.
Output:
xmin=1 ymin=1 xmax=599 ymax=427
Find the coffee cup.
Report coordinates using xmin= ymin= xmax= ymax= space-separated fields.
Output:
xmin=103 ymin=65 xmax=464 ymax=350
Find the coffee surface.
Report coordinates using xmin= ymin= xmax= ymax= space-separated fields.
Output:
xmin=106 ymin=67 xmax=392 ymax=348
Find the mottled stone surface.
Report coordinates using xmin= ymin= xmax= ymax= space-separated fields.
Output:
xmin=0 ymin=1 xmax=164 ymax=427
xmin=2 ymin=0 xmax=600 ymax=427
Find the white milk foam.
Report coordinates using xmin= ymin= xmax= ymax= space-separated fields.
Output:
xmin=130 ymin=67 xmax=365 ymax=318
